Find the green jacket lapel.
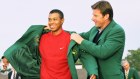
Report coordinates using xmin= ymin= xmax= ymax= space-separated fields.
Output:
xmin=67 ymin=40 xmax=76 ymax=56
xmin=89 ymin=27 xmax=98 ymax=41
xmin=98 ymin=20 xmax=116 ymax=44
xmin=66 ymin=31 xmax=77 ymax=56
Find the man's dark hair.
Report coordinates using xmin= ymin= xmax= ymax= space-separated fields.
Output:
xmin=91 ymin=0 xmax=113 ymax=21
xmin=1 ymin=56 xmax=5 ymax=59
xmin=49 ymin=9 xmax=64 ymax=19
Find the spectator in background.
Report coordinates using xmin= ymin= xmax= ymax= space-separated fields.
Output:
xmin=0 ymin=56 xmax=12 ymax=75
xmin=122 ymin=60 xmax=140 ymax=79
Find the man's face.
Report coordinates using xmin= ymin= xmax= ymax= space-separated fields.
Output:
xmin=123 ymin=62 xmax=130 ymax=71
xmin=2 ymin=58 xmax=9 ymax=66
xmin=48 ymin=13 xmax=64 ymax=32
xmin=92 ymin=9 xmax=107 ymax=28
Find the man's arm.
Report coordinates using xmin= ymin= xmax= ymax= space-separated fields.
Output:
xmin=71 ymin=27 xmax=125 ymax=59
xmin=79 ymin=28 xmax=92 ymax=40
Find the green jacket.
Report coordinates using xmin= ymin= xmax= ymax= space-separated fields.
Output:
xmin=4 ymin=25 xmax=98 ymax=79
xmin=80 ymin=20 xmax=125 ymax=79
xmin=127 ymin=68 xmax=140 ymax=79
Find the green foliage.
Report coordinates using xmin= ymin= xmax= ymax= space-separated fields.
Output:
xmin=125 ymin=48 xmax=140 ymax=71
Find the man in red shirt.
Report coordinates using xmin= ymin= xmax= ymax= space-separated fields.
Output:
xmin=39 ymin=9 xmax=72 ymax=79
xmin=39 ymin=9 xmax=97 ymax=79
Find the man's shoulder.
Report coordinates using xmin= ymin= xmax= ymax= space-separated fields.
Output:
xmin=129 ymin=68 xmax=139 ymax=74
xmin=109 ymin=21 xmax=125 ymax=35
xmin=130 ymin=68 xmax=137 ymax=71
xmin=111 ymin=20 xmax=124 ymax=31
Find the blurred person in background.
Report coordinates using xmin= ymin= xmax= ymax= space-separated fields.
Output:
xmin=122 ymin=60 xmax=140 ymax=79
xmin=0 ymin=56 xmax=12 ymax=75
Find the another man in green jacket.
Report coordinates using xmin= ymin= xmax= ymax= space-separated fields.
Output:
xmin=122 ymin=60 xmax=140 ymax=79
xmin=71 ymin=1 xmax=125 ymax=79
xmin=4 ymin=9 xmax=98 ymax=79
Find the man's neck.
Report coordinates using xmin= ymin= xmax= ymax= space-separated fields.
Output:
xmin=100 ymin=20 xmax=111 ymax=31
xmin=51 ymin=28 xmax=63 ymax=36
xmin=125 ymin=68 xmax=130 ymax=73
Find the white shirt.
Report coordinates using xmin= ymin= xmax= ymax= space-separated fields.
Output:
xmin=125 ymin=68 xmax=130 ymax=79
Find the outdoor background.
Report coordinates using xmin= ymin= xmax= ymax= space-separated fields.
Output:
xmin=0 ymin=0 xmax=140 ymax=58
xmin=0 ymin=0 xmax=140 ymax=78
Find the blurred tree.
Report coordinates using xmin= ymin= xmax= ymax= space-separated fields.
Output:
xmin=124 ymin=48 xmax=140 ymax=71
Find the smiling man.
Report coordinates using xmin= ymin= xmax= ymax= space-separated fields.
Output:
xmin=71 ymin=1 xmax=125 ymax=79
xmin=39 ymin=9 xmax=98 ymax=79
xmin=39 ymin=9 xmax=73 ymax=79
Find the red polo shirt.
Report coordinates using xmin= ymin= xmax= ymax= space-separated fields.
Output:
xmin=39 ymin=30 xmax=72 ymax=79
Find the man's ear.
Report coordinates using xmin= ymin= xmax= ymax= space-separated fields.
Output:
xmin=104 ymin=14 xmax=109 ymax=20
xmin=61 ymin=18 xmax=64 ymax=24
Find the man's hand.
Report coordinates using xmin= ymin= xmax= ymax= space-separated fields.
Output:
xmin=71 ymin=33 xmax=84 ymax=44
xmin=90 ymin=74 xmax=96 ymax=79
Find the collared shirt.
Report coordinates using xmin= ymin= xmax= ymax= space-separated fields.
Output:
xmin=125 ymin=68 xmax=130 ymax=79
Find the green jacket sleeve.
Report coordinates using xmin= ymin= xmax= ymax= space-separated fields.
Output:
xmin=80 ymin=27 xmax=94 ymax=40
xmin=4 ymin=43 xmax=40 ymax=79
xmin=4 ymin=25 xmax=45 ymax=79
xmin=80 ymin=26 xmax=125 ymax=59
